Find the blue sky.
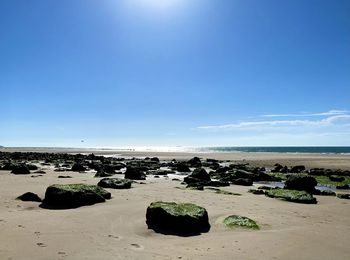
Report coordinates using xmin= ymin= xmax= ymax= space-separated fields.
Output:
xmin=1 ymin=0 xmax=349 ymax=147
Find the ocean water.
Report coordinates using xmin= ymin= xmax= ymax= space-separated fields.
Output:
xmin=197 ymin=146 xmax=350 ymax=154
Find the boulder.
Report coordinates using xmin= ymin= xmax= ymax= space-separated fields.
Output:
xmin=329 ymin=175 xmax=345 ymax=182
xmin=16 ymin=192 xmax=42 ymax=202
xmin=176 ymin=163 xmax=191 ymax=173
xmin=224 ymin=215 xmax=259 ymax=229
xmin=94 ymin=168 xmax=113 ymax=178
xmin=248 ymin=189 xmax=265 ymax=195
xmin=124 ymin=167 xmax=146 ymax=180
xmin=336 ymin=184 xmax=349 ymax=190
xmin=337 ymin=193 xmax=350 ymax=199
xmin=232 ymin=178 xmax=253 ymax=186
xmin=11 ymin=164 xmax=30 ymax=175
xmin=187 ymin=157 xmax=202 ymax=167
xmin=265 ymin=188 xmax=317 ymax=204
xmin=146 ymin=201 xmax=210 ymax=234
xmin=290 ymin=165 xmax=306 ymax=173
xmin=42 ymin=184 xmax=111 ymax=209
xmin=284 ymin=175 xmax=317 ymax=193
xmin=183 ymin=168 xmax=210 ymax=184
xmin=71 ymin=163 xmax=86 ymax=172
xmin=97 ymin=178 xmax=132 ymax=189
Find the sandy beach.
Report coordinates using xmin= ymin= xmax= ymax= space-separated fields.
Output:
xmin=0 ymin=148 xmax=349 ymax=259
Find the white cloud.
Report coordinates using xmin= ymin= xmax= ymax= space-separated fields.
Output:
xmin=262 ymin=109 xmax=349 ymax=117
xmin=196 ymin=114 xmax=350 ymax=130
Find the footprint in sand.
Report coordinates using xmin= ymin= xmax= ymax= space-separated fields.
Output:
xmin=108 ymin=234 xmax=122 ymax=240
xmin=130 ymin=243 xmax=144 ymax=250
xmin=37 ymin=242 xmax=47 ymax=247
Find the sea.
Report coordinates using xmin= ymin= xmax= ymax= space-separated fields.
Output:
xmin=197 ymin=146 xmax=350 ymax=154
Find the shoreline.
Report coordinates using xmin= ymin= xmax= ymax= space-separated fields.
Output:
xmin=2 ymin=147 xmax=350 ymax=170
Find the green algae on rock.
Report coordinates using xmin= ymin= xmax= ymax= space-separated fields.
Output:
xmin=42 ymin=183 xmax=111 ymax=209
xmin=224 ymin=215 xmax=259 ymax=230
xmin=146 ymin=201 xmax=210 ymax=235
xmin=265 ymin=188 xmax=317 ymax=204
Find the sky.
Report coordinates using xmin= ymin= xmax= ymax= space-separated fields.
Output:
xmin=0 ymin=0 xmax=349 ymax=147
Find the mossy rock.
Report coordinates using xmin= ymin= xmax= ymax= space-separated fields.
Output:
xmin=337 ymin=193 xmax=350 ymax=199
xmin=97 ymin=178 xmax=132 ymax=189
xmin=42 ymin=184 xmax=111 ymax=209
xmin=224 ymin=215 xmax=259 ymax=230
xmin=146 ymin=201 xmax=210 ymax=235
xmin=266 ymin=188 xmax=317 ymax=204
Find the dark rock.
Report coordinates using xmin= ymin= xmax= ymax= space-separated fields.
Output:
xmin=71 ymin=163 xmax=86 ymax=172
xmin=176 ymin=163 xmax=191 ymax=172
xmin=336 ymin=184 xmax=349 ymax=190
xmin=232 ymin=178 xmax=253 ymax=186
xmin=58 ymin=175 xmax=72 ymax=178
xmin=97 ymin=178 xmax=132 ymax=189
xmin=146 ymin=201 xmax=210 ymax=235
xmin=184 ymin=168 xmax=210 ymax=183
xmin=319 ymin=190 xmax=336 ymax=196
xmin=11 ymin=164 xmax=30 ymax=175
xmin=16 ymin=192 xmax=42 ymax=202
xmin=284 ymin=175 xmax=317 ymax=193
xmin=124 ymin=167 xmax=146 ymax=180
xmin=329 ymin=175 xmax=345 ymax=182
xmin=34 ymin=170 xmax=46 ymax=174
xmin=150 ymin=157 xmax=160 ymax=162
xmin=337 ymin=193 xmax=350 ymax=199
xmin=290 ymin=165 xmax=306 ymax=173
xmin=94 ymin=168 xmax=113 ymax=178
xmin=187 ymin=157 xmax=202 ymax=167
xmin=42 ymin=184 xmax=111 ymax=209
xmin=309 ymin=168 xmax=325 ymax=176
xmin=248 ymin=189 xmax=265 ymax=195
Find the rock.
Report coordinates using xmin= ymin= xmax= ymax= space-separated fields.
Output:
xmin=34 ymin=170 xmax=46 ymax=174
xmin=16 ymin=192 xmax=42 ymax=202
xmin=271 ymin=164 xmax=283 ymax=172
xmin=11 ymin=164 xmax=30 ymax=175
xmin=257 ymin=186 xmax=273 ymax=190
xmin=187 ymin=157 xmax=202 ymax=167
xmin=97 ymin=178 xmax=132 ymax=189
xmin=146 ymin=201 xmax=210 ymax=234
xmin=150 ymin=157 xmax=160 ymax=162
xmin=337 ymin=193 xmax=350 ymax=199
xmin=290 ymin=165 xmax=306 ymax=173
xmin=284 ymin=175 xmax=317 ymax=193
xmin=94 ymin=168 xmax=113 ymax=178
xmin=183 ymin=168 xmax=210 ymax=184
xmin=58 ymin=175 xmax=72 ymax=178
xmin=26 ymin=164 xmax=38 ymax=170
xmin=71 ymin=163 xmax=86 ymax=172
xmin=124 ymin=167 xmax=146 ymax=180
xmin=186 ymin=183 xmax=204 ymax=190
xmin=309 ymin=168 xmax=325 ymax=176
xmin=336 ymin=184 xmax=349 ymax=190
xmin=42 ymin=184 xmax=111 ymax=209
xmin=265 ymin=188 xmax=317 ymax=204
xmin=176 ymin=163 xmax=191 ymax=173
xmin=224 ymin=215 xmax=259 ymax=229
xmin=248 ymin=189 xmax=265 ymax=195
xmin=329 ymin=175 xmax=345 ymax=182
xmin=319 ymin=190 xmax=336 ymax=196
xmin=232 ymin=178 xmax=253 ymax=186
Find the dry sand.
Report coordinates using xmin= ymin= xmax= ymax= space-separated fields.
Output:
xmin=0 ymin=148 xmax=350 ymax=259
